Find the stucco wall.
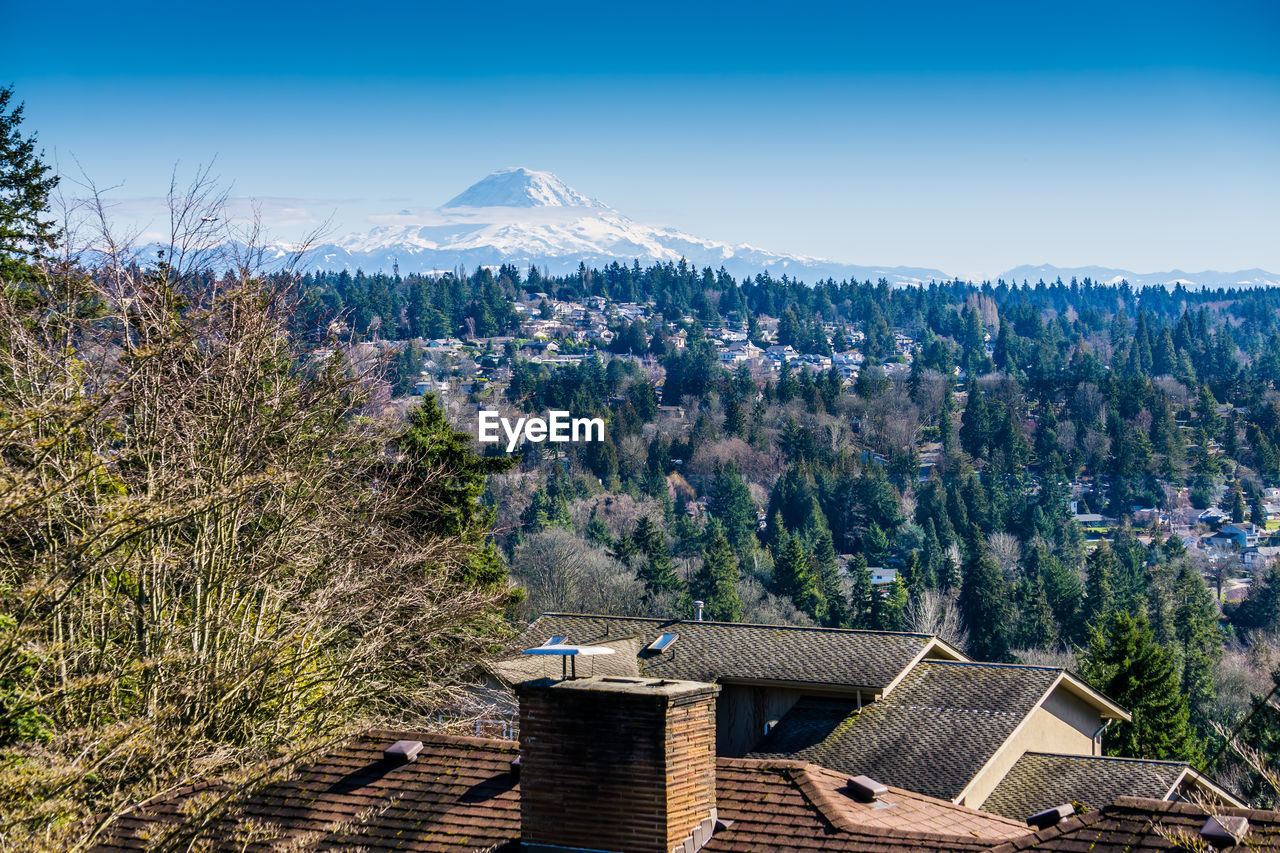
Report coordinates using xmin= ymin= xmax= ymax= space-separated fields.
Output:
xmin=962 ymin=686 xmax=1101 ymax=809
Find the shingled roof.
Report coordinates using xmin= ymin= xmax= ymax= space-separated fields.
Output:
xmin=93 ymin=731 xmax=1032 ymax=853
xmin=503 ymin=613 xmax=965 ymax=692
xmin=983 ymin=752 xmax=1244 ymax=821
xmin=94 ymin=730 xmax=522 ymax=852
xmin=747 ymin=661 xmax=1123 ymax=802
xmin=988 ymin=796 xmax=1280 ymax=852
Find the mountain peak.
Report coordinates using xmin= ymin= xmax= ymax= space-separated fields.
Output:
xmin=442 ymin=167 xmax=607 ymax=210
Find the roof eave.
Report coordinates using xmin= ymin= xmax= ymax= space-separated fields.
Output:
xmin=1057 ymin=671 xmax=1132 ymax=721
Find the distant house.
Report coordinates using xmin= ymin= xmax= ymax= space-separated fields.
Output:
xmin=1215 ymin=522 xmax=1261 ymax=550
xmin=717 ymin=341 xmax=762 ymax=364
xmin=1198 ymin=507 xmax=1230 ymax=526
xmin=764 ymin=344 xmax=798 ymax=362
xmin=869 ymin=566 xmax=898 ymax=586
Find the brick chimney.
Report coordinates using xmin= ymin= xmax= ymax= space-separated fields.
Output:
xmin=517 ymin=676 xmax=720 ymax=853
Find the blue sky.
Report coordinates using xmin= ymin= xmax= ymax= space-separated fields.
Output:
xmin=7 ymin=0 xmax=1278 ymax=277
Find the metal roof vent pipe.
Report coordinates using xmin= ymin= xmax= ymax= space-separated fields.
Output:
xmin=1026 ymin=804 xmax=1074 ymax=829
xmin=383 ymin=740 xmax=423 ymax=764
xmin=845 ymin=775 xmax=889 ymax=802
xmin=694 ymin=600 xmax=705 ymax=621
xmin=1200 ymin=815 xmax=1249 ymax=848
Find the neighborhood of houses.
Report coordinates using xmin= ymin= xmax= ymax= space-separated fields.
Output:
xmin=385 ymin=291 xmax=1279 ymax=604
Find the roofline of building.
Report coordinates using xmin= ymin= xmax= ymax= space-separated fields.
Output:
xmin=1168 ymin=766 xmax=1247 ymax=809
xmin=953 ymin=670 xmax=1130 ymax=808
xmin=1009 ymin=751 xmax=1244 ymax=810
xmin=537 ymin=612 xmax=943 ymax=639
xmin=912 ymin=661 xmax=1131 ymax=721
xmin=882 ymin=636 xmax=970 ymax=696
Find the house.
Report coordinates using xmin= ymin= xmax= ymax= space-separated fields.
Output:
xmin=764 ymin=344 xmax=798 ymax=362
xmin=1210 ymin=522 xmax=1261 ymax=550
xmin=490 ymin=614 xmax=968 ymax=757
xmin=869 ymin=566 xmax=898 ymax=586
xmin=745 ymin=660 xmax=1131 ymax=810
xmin=716 ymin=341 xmax=762 ymax=364
xmin=486 ymin=613 xmax=1169 ymax=815
xmin=95 ymin=677 xmax=1034 ymax=853
xmin=1199 ymin=507 xmax=1230 ymax=526
xmin=94 ymin=676 xmax=1271 ymax=853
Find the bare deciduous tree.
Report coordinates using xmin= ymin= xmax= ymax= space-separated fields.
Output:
xmin=0 ymin=172 xmax=511 ymax=850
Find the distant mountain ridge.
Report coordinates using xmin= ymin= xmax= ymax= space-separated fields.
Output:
xmin=994 ymin=264 xmax=1280 ymax=289
xmin=143 ymin=168 xmax=1280 ymax=288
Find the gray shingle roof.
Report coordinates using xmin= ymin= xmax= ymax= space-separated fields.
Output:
xmin=981 ymin=753 xmax=1194 ymax=820
xmin=504 ymin=613 xmax=949 ymax=691
xmin=748 ymin=661 xmax=1064 ymax=801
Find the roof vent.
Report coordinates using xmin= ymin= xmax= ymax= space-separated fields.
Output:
xmin=1200 ymin=815 xmax=1249 ymax=847
xmin=509 ymin=754 xmax=521 ymax=777
xmin=1026 ymin=804 xmax=1074 ymax=829
xmin=383 ymin=740 xmax=423 ymax=763
xmin=845 ymin=775 xmax=889 ymax=802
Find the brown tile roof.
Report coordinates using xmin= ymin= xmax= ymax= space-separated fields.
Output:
xmin=94 ymin=731 xmax=521 ymax=853
xmin=748 ymin=661 xmax=1065 ymax=801
xmin=505 ymin=613 xmax=959 ymax=692
xmin=93 ymin=732 xmax=1031 ymax=853
xmin=982 ymin=752 xmax=1236 ymax=821
xmin=706 ymin=758 xmax=1027 ymax=853
xmin=988 ymin=796 xmax=1280 ymax=851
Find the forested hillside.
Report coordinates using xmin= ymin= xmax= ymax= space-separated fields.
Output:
xmin=305 ymin=258 xmax=1280 ymax=804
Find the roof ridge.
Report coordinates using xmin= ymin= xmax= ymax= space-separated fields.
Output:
xmin=1109 ymin=795 xmax=1278 ymax=819
xmin=986 ymin=810 xmax=1103 ymax=852
xmin=538 ymin=612 xmax=935 ymax=638
xmin=922 ymin=659 xmax=1063 ymax=672
xmin=1022 ymin=751 xmax=1190 ymax=767
xmin=794 ymin=765 xmax=1030 ymax=830
xmin=363 ymin=729 xmax=518 ymax=750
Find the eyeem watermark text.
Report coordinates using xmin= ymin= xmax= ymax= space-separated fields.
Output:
xmin=478 ymin=410 xmax=605 ymax=452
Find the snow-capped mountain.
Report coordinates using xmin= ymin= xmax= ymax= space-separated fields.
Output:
xmin=139 ymin=169 xmax=1279 ymax=288
xmin=442 ymin=167 xmax=607 ymax=210
xmin=291 ymin=168 xmax=951 ymax=285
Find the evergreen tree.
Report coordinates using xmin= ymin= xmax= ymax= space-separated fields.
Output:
xmin=813 ymin=529 xmax=848 ymax=627
xmin=958 ymin=530 xmax=1013 ymax=661
xmin=1081 ymin=611 xmax=1201 ymax=762
xmin=848 ymin=553 xmax=874 ymax=628
xmin=1013 ymin=574 xmax=1058 ymax=651
xmin=710 ymin=462 xmax=758 ymax=555
xmin=0 ymin=86 xmax=60 ymax=280
xmin=1232 ymin=564 xmax=1280 ymax=633
xmin=1224 ymin=478 xmax=1246 ymax=524
xmin=638 ymin=529 xmax=682 ymax=594
xmin=772 ymin=530 xmax=825 ymax=621
xmin=876 ymin=575 xmax=908 ymax=631
xmin=694 ymin=520 xmax=743 ymax=622
xmin=1170 ymin=560 xmax=1222 ymax=732
xmin=1082 ymin=541 xmax=1119 ymax=630
xmin=400 ymin=397 xmax=515 ymax=588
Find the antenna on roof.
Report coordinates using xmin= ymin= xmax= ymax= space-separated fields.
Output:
xmin=521 ymin=641 xmax=615 ymax=679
